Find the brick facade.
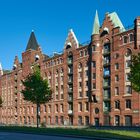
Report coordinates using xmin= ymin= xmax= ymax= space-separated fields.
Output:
xmin=0 ymin=12 xmax=140 ymax=126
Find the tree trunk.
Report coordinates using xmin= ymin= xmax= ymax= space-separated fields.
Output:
xmin=36 ymin=103 xmax=39 ymax=128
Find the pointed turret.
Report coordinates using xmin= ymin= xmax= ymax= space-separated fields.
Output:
xmin=0 ymin=63 xmax=3 ymax=76
xmin=92 ymin=10 xmax=100 ymax=35
xmin=26 ymin=31 xmax=39 ymax=51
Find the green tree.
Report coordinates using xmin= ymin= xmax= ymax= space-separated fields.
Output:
xmin=129 ymin=53 xmax=140 ymax=92
xmin=21 ymin=66 xmax=52 ymax=128
xmin=0 ymin=96 xmax=2 ymax=107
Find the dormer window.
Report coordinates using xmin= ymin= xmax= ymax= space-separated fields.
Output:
xmin=103 ymin=27 xmax=109 ymax=33
xmin=66 ymin=42 xmax=72 ymax=49
xmin=100 ymin=27 xmax=109 ymax=37
xmin=35 ymin=54 xmax=39 ymax=61
xmin=13 ymin=64 xmax=17 ymax=70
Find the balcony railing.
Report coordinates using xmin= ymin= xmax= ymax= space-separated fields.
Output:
xmin=103 ymin=95 xmax=110 ymax=100
xmin=68 ymin=70 xmax=73 ymax=74
xmin=103 ymin=107 xmax=110 ymax=112
xmin=68 ymin=79 xmax=73 ymax=83
xmin=67 ymin=59 xmax=73 ymax=65
xmin=103 ymin=49 xmax=110 ymax=55
xmin=68 ymin=88 xmax=73 ymax=93
xmin=103 ymin=82 xmax=110 ymax=88
xmin=103 ymin=60 xmax=110 ymax=66
xmin=68 ymin=96 xmax=73 ymax=102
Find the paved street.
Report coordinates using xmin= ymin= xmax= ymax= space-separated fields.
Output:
xmin=0 ymin=132 xmax=89 ymax=140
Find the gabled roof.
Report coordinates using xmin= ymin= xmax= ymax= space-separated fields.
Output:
xmin=108 ymin=12 xmax=125 ymax=32
xmin=26 ymin=31 xmax=39 ymax=51
xmin=92 ymin=10 xmax=100 ymax=35
xmin=64 ymin=29 xmax=79 ymax=49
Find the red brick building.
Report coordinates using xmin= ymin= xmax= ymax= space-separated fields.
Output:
xmin=0 ymin=11 xmax=140 ymax=126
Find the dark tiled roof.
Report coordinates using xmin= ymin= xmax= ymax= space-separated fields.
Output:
xmin=26 ymin=31 xmax=39 ymax=51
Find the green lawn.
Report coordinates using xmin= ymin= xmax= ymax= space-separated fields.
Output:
xmin=0 ymin=126 xmax=140 ymax=139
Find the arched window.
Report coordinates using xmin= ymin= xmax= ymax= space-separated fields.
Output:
xmin=125 ymin=48 xmax=132 ymax=57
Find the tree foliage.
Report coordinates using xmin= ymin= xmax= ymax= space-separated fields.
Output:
xmin=22 ymin=66 xmax=52 ymax=104
xmin=129 ymin=53 xmax=140 ymax=93
xmin=21 ymin=66 xmax=52 ymax=127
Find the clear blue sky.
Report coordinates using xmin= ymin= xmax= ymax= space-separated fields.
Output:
xmin=0 ymin=0 xmax=139 ymax=70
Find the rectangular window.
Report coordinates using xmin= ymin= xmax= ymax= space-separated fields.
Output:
xmin=115 ymin=87 xmax=119 ymax=95
xmin=78 ymin=102 xmax=82 ymax=112
xmin=60 ymin=94 xmax=64 ymax=99
xmin=85 ymin=116 xmax=89 ymax=125
xmin=115 ymin=100 xmax=120 ymax=109
xmin=61 ymin=85 xmax=63 ymax=91
xmin=115 ymin=115 xmax=120 ymax=126
xmin=56 ymin=86 xmax=58 ymax=92
xmin=92 ymin=61 xmax=96 ymax=67
xmin=86 ymin=81 xmax=88 ymax=87
xmin=56 ymin=77 xmax=58 ymax=84
xmin=85 ymin=102 xmax=89 ymax=111
xmin=60 ymin=104 xmax=63 ymax=113
xmin=48 ymin=105 xmax=51 ymax=113
xmin=55 ymin=94 xmax=58 ymax=100
xmin=126 ymin=85 xmax=131 ymax=94
xmin=79 ymin=91 xmax=82 ymax=97
xmin=79 ymin=82 xmax=82 ymax=88
xmin=129 ymin=34 xmax=134 ymax=42
xmin=78 ymin=116 xmax=82 ymax=125
xmin=55 ymin=104 xmax=58 ymax=112
xmin=123 ymin=36 xmax=128 ymax=44
xmin=86 ymin=91 xmax=88 ymax=97
xmin=115 ymin=63 xmax=119 ymax=70
xmin=115 ymin=75 xmax=119 ymax=82
xmin=85 ymin=70 xmax=88 ymax=77
xmin=93 ymin=73 xmax=96 ymax=79
xmin=55 ymin=116 xmax=58 ymax=124
xmin=126 ymin=73 xmax=130 ymax=81
xmin=93 ymin=83 xmax=96 ymax=89
xmin=44 ymin=105 xmax=46 ymax=113
xmin=126 ymin=100 xmax=131 ymax=109
xmin=61 ymin=76 xmax=63 ymax=82
xmin=69 ymin=103 xmax=73 ymax=110
xmin=79 ymin=72 xmax=82 ymax=78
xmin=80 ymin=51 xmax=83 ymax=57
xmin=92 ymin=45 xmax=96 ymax=52
xmin=60 ymin=116 xmax=64 ymax=125
xmin=126 ymin=60 xmax=131 ymax=68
